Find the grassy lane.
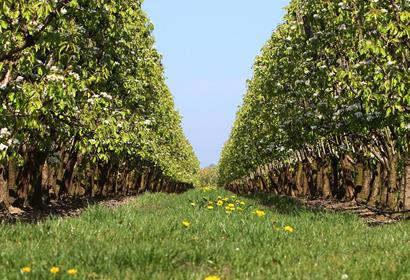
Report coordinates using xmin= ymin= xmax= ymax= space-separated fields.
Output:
xmin=0 ymin=188 xmax=409 ymax=279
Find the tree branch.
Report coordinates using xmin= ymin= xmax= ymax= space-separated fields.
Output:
xmin=0 ymin=0 xmax=69 ymax=63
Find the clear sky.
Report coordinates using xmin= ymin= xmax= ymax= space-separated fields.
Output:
xmin=143 ymin=1 xmax=290 ymax=167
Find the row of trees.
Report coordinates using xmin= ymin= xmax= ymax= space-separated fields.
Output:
xmin=0 ymin=0 xmax=199 ymax=209
xmin=219 ymin=0 xmax=409 ymax=210
xmin=198 ymin=165 xmax=219 ymax=188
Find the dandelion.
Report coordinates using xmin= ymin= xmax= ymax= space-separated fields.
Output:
xmin=50 ymin=266 xmax=60 ymax=274
xmin=223 ymin=197 xmax=229 ymax=201
xmin=67 ymin=268 xmax=78 ymax=276
xmin=190 ymin=202 xmax=196 ymax=207
xmin=182 ymin=220 xmax=191 ymax=228
xmin=284 ymin=226 xmax=294 ymax=233
xmin=204 ymin=276 xmax=220 ymax=280
xmin=225 ymin=210 xmax=232 ymax=215
xmin=20 ymin=267 xmax=31 ymax=273
xmin=228 ymin=203 xmax=235 ymax=208
xmin=217 ymin=200 xmax=224 ymax=206
xmin=255 ymin=210 xmax=266 ymax=217
xmin=207 ymin=205 xmax=214 ymax=210
xmin=240 ymin=201 xmax=246 ymax=205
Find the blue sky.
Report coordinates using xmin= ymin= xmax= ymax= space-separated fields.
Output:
xmin=143 ymin=1 xmax=290 ymax=167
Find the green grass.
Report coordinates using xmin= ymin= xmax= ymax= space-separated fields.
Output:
xmin=1 ymin=188 xmax=409 ymax=280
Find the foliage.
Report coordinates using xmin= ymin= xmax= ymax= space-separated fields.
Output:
xmin=0 ymin=0 xmax=199 ymax=207
xmin=218 ymin=0 xmax=410 ymax=209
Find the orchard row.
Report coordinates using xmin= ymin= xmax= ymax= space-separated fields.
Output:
xmin=0 ymin=0 xmax=199 ymax=208
xmin=219 ymin=0 xmax=410 ymax=210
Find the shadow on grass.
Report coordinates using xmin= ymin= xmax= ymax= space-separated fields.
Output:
xmin=242 ymin=192 xmax=323 ymax=216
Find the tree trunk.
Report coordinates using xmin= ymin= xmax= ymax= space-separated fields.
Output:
xmin=295 ymin=162 xmax=303 ymax=196
xmin=368 ymin=163 xmax=382 ymax=206
xmin=322 ymin=159 xmax=332 ymax=199
xmin=7 ymin=158 xmax=17 ymax=192
xmin=60 ymin=149 xmax=78 ymax=198
xmin=357 ymin=161 xmax=371 ymax=203
xmin=404 ymin=157 xmax=410 ymax=210
xmin=0 ymin=165 xmax=10 ymax=209
xmin=386 ymin=153 xmax=398 ymax=210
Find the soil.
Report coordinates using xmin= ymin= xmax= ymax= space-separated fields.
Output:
xmin=298 ymin=198 xmax=410 ymax=226
xmin=0 ymin=196 xmax=136 ymax=224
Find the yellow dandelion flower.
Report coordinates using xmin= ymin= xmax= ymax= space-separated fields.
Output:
xmin=207 ymin=205 xmax=214 ymax=210
xmin=182 ymin=220 xmax=191 ymax=227
xmin=240 ymin=201 xmax=246 ymax=205
xmin=284 ymin=226 xmax=294 ymax=233
xmin=204 ymin=276 xmax=221 ymax=280
xmin=223 ymin=197 xmax=229 ymax=201
xmin=50 ymin=266 xmax=60 ymax=274
xmin=67 ymin=268 xmax=78 ymax=276
xmin=21 ymin=267 xmax=31 ymax=273
xmin=225 ymin=210 xmax=232 ymax=214
xmin=228 ymin=203 xmax=235 ymax=208
xmin=255 ymin=210 xmax=266 ymax=217
xmin=190 ymin=202 xmax=196 ymax=207
xmin=231 ymin=195 xmax=236 ymax=199
xmin=217 ymin=200 xmax=224 ymax=206
xmin=217 ymin=196 xmax=222 ymax=199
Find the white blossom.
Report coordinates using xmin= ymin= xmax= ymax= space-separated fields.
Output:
xmin=338 ymin=24 xmax=347 ymax=31
xmin=46 ymin=74 xmax=64 ymax=81
xmin=354 ymin=112 xmax=363 ymax=118
xmin=0 ymin=143 xmax=8 ymax=151
xmin=100 ymin=92 xmax=113 ymax=100
xmin=0 ymin=128 xmax=10 ymax=137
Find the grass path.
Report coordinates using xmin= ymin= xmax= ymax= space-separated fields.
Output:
xmin=1 ymin=188 xmax=409 ymax=279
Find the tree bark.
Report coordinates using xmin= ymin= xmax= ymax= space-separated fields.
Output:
xmin=368 ymin=163 xmax=382 ymax=206
xmin=404 ymin=157 xmax=410 ymax=210
xmin=0 ymin=165 xmax=10 ymax=209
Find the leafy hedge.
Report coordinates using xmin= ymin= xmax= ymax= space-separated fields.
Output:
xmin=219 ymin=0 xmax=409 ymax=210
xmin=0 ymin=0 xmax=199 ymax=208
